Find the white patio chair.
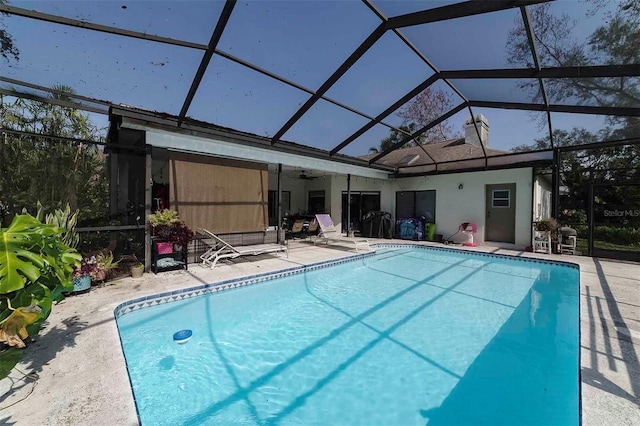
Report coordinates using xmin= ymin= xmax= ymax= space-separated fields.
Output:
xmin=198 ymin=229 xmax=287 ymax=269
xmin=312 ymin=214 xmax=370 ymax=252
xmin=533 ymin=231 xmax=552 ymax=254
xmin=558 ymin=227 xmax=577 ymax=255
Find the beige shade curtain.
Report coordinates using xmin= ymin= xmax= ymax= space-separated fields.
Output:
xmin=168 ymin=152 xmax=268 ymax=233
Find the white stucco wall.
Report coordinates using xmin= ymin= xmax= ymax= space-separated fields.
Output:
xmin=267 ymin=173 xmax=306 ymax=215
xmin=329 ymin=175 xmax=393 ymax=232
xmin=533 ymin=174 xmax=552 ymax=221
xmin=269 ymin=168 xmax=536 ymax=248
xmin=266 ymin=173 xmax=333 ymax=217
xmin=327 ymin=168 xmax=534 ymax=248
xmin=392 ymin=168 xmax=533 ymax=247
xmin=304 ymin=177 xmax=332 ymax=215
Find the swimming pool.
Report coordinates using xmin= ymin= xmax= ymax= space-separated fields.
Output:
xmin=116 ymin=245 xmax=580 ymax=425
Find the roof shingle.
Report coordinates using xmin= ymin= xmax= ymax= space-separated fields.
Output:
xmin=362 ymin=139 xmax=506 ymax=167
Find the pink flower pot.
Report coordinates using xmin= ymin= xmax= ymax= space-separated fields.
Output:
xmin=157 ymin=242 xmax=173 ymax=254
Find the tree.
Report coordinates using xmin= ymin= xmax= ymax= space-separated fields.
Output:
xmin=372 ymin=87 xmax=462 ymax=154
xmin=514 ymin=126 xmax=639 ymax=181
xmin=517 ymin=126 xmax=640 ymax=228
xmin=512 ymin=127 xmax=600 ymax=152
xmin=0 ymin=0 xmax=19 ymax=61
xmin=506 ymin=0 xmax=640 ymax=148
xmin=508 ymin=1 xmax=639 ymax=105
xmin=0 ymin=88 xmax=108 ymax=227
xmin=369 ymin=123 xmax=425 ymax=154
xmin=397 ymin=87 xmax=460 ymax=143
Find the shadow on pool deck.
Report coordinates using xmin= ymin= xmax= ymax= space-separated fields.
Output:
xmin=580 ymin=259 xmax=640 ymax=408
xmin=0 ymin=315 xmax=87 ymax=408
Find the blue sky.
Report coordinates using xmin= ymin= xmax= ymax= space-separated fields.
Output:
xmin=2 ymin=0 xmax=615 ymax=156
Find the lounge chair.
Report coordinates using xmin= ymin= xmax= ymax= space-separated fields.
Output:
xmin=198 ymin=229 xmax=287 ymax=269
xmin=312 ymin=214 xmax=370 ymax=252
xmin=286 ymin=219 xmax=305 ymax=239
xmin=306 ymin=219 xmax=319 ymax=236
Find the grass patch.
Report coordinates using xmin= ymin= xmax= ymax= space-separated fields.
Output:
xmin=576 ymin=238 xmax=640 ymax=254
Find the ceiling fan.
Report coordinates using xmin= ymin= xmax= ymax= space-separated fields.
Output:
xmin=298 ymin=170 xmax=318 ymax=180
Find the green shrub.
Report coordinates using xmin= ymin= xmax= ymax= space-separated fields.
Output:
xmin=43 ymin=203 xmax=80 ymax=249
xmin=0 ymin=214 xmax=81 ymax=378
xmin=148 ymin=209 xmax=180 ymax=227
xmin=594 ymin=226 xmax=640 ymax=246
xmin=22 ymin=201 xmax=80 ymax=248
xmin=574 ymin=225 xmax=589 ymax=238
xmin=568 ymin=224 xmax=639 ymax=246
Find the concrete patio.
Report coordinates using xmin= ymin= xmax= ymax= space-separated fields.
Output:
xmin=0 ymin=240 xmax=638 ymax=425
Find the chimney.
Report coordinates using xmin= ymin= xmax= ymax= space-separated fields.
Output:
xmin=464 ymin=114 xmax=489 ymax=147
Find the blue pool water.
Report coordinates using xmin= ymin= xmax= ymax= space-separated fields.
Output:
xmin=116 ymin=247 xmax=580 ymax=425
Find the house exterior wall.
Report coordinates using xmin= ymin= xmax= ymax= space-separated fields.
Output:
xmin=328 ymin=167 xmax=534 ymax=248
xmin=330 ymin=175 xmax=394 ymax=231
xmin=304 ymin=177 xmax=332 ymax=215
xmin=149 ymin=144 xmax=534 ymax=247
xmin=267 ymin=173 xmax=306 ymax=215
xmin=533 ymin=174 xmax=552 ymax=221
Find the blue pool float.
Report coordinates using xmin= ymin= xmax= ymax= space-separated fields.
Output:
xmin=173 ymin=330 xmax=193 ymax=344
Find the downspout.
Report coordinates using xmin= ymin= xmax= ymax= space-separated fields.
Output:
xmin=277 ymin=163 xmax=282 ymax=244
xmin=552 ymin=148 xmax=560 ymax=219
xmin=144 ymin=145 xmax=152 ymax=271
xmin=530 ymin=167 xmax=535 ymax=250
xmin=588 ymin=173 xmax=594 ymax=257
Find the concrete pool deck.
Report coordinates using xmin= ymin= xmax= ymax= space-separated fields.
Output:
xmin=1 ymin=240 xmax=638 ymax=425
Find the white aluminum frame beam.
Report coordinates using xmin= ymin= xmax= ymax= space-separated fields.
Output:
xmin=124 ymin=123 xmax=390 ymax=180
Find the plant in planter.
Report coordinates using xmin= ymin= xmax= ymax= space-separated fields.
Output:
xmin=0 ymin=214 xmax=81 ymax=379
xmin=131 ymin=263 xmax=145 ymax=278
xmin=72 ymin=257 xmax=102 ymax=291
xmin=535 ymin=218 xmax=559 ymax=233
xmin=95 ymin=251 xmax=120 ymax=282
xmin=154 ymin=221 xmax=194 ymax=251
xmin=148 ymin=209 xmax=180 ymax=229
xmin=149 ymin=209 xmax=194 ymax=250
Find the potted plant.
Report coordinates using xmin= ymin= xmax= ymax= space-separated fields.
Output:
xmin=535 ymin=218 xmax=559 ymax=233
xmin=149 ymin=209 xmax=180 ymax=232
xmin=148 ymin=209 xmax=194 ymax=252
xmin=72 ymin=257 xmax=102 ymax=292
xmin=95 ymin=251 xmax=120 ymax=283
xmin=156 ymin=221 xmax=194 ymax=251
xmin=131 ymin=263 xmax=145 ymax=279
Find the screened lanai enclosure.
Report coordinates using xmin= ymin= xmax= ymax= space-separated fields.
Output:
xmin=1 ymin=0 xmax=638 ymax=262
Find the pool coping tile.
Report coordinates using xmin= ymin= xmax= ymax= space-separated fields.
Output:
xmin=113 ymin=243 xmax=579 ymax=319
